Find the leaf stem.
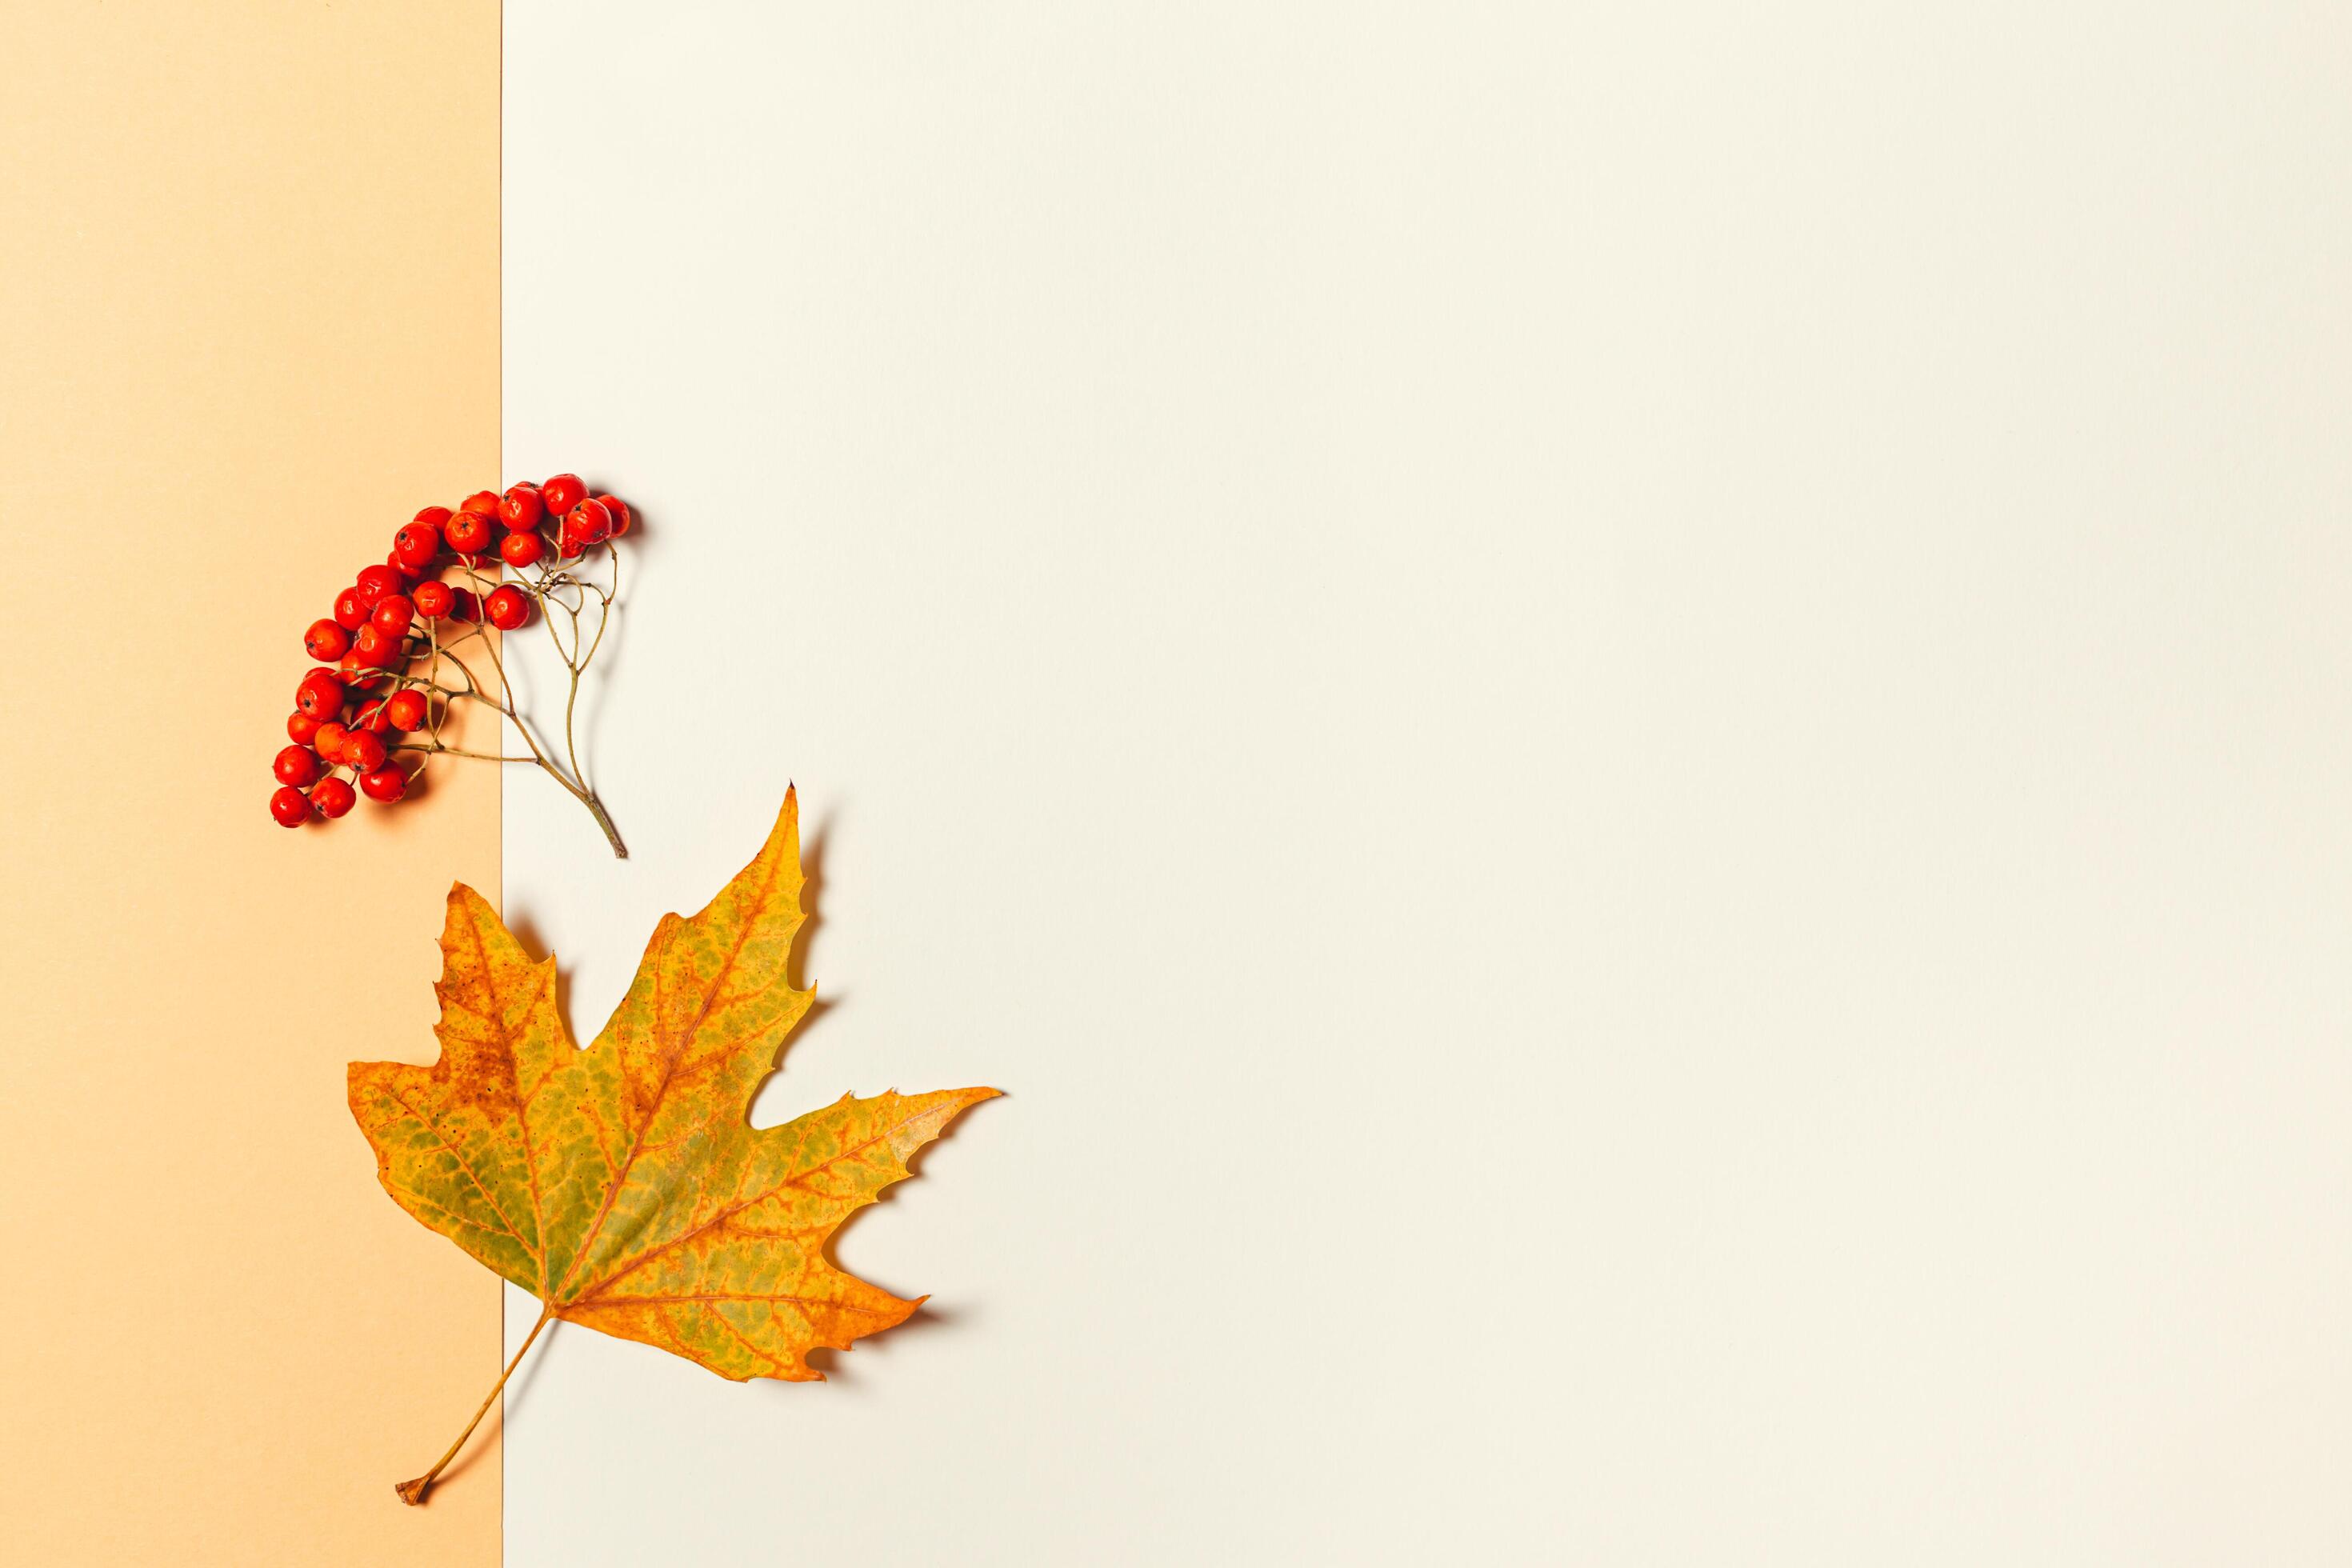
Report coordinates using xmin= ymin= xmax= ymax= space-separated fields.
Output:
xmin=394 ymin=1305 xmax=553 ymax=1506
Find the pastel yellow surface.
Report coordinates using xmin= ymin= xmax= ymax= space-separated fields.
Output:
xmin=353 ymin=792 xmax=998 ymax=1381
xmin=0 ymin=3 xmax=502 ymax=1561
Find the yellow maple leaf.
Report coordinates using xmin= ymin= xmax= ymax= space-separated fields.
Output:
xmin=350 ymin=789 xmax=996 ymax=1503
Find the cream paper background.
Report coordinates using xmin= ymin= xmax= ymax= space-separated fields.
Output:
xmin=496 ymin=3 xmax=2352 ymax=1563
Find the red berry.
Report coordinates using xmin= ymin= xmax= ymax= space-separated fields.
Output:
xmin=310 ymin=776 xmax=357 ymax=818
xmin=354 ymin=563 xmax=404 ymax=610
xmin=414 ymin=504 xmax=454 ymax=529
xmin=384 ymin=689 xmax=429 ymax=731
xmin=446 ymin=586 xmax=481 ymax=622
xmin=500 ymin=484 xmax=546 ymax=530
xmin=286 ymin=710 xmax=321 ymax=746
xmin=270 ymin=785 xmax=313 ymax=827
xmin=595 ymin=494 xmax=632 ymax=537
xmin=385 ymin=550 xmax=422 ymax=583
xmin=334 ymin=586 xmax=369 ymax=630
xmin=499 ymin=530 xmax=546 ymax=569
xmin=274 ymin=744 xmax=321 ymax=787
xmin=372 ymin=593 xmax=416 ymax=636
xmin=443 ymin=508 xmax=494 ymax=554
xmin=393 ymin=522 xmax=442 ymax=570
xmin=296 ymin=670 xmax=345 ymax=718
xmin=412 ymin=579 xmax=455 ymax=619
xmin=360 ymin=764 xmax=409 ymax=803
xmin=341 ymin=730 xmax=388 ymax=773
xmin=458 ymin=490 xmax=502 ymax=520
xmin=304 ymin=618 xmax=350 ymax=660
xmin=313 ymin=721 xmax=351 ymax=762
xmin=484 ymin=584 xmax=533 ymax=630
xmin=353 ymin=698 xmax=390 ymax=733
xmin=352 ymin=622 xmax=402 ymax=666
xmin=542 ymin=473 xmax=588 ymax=515
xmin=566 ymin=497 xmax=613 ymax=545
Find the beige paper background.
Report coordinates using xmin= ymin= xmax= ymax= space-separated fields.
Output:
xmin=500 ymin=3 xmax=2352 ymax=1562
xmin=0 ymin=3 xmax=503 ymax=1562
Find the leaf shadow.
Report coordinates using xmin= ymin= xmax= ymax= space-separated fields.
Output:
xmin=429 ymin=1314 xmax=567 ymax=1490
xmin=797 ymin=1302 xmax=964 ymax=1389
xmin=792 ymin=1095 xmax=1002 ymax=1389
xmin=498 ymin=1314 xmax=562 ymax=1422
xmin=502 ymin=910 xmax=573 ymax=1045
xmin=747 ymin=807 xmax=838 ymax=1117
xmin=789 ymin=810 xmax=829 ymax=994
xmin=430 ymin=1413 xmax=501 ymax=1490
xmin=782 ymin=811 xmax=836 ymax=1065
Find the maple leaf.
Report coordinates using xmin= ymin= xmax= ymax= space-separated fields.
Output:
xmin=350 ymin=789 xmax=996 ymax=1503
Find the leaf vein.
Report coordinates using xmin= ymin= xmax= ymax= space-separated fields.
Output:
xmin=551 ymin=846 xmax=791 ymax=1298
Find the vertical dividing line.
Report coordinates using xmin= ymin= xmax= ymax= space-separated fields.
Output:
xmin=495 ymin=0 xmax=508 ymax=1560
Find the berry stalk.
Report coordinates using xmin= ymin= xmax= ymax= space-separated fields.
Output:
xmin=270 ymin=474 xmax=638 ymax=855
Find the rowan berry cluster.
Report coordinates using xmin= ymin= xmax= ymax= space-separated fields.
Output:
xmin=269 ymin=472 xmax=634 ymax=856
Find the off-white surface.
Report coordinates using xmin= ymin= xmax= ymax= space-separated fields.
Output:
xmin=504 ymin=4 xmax=2352 ymax=1562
